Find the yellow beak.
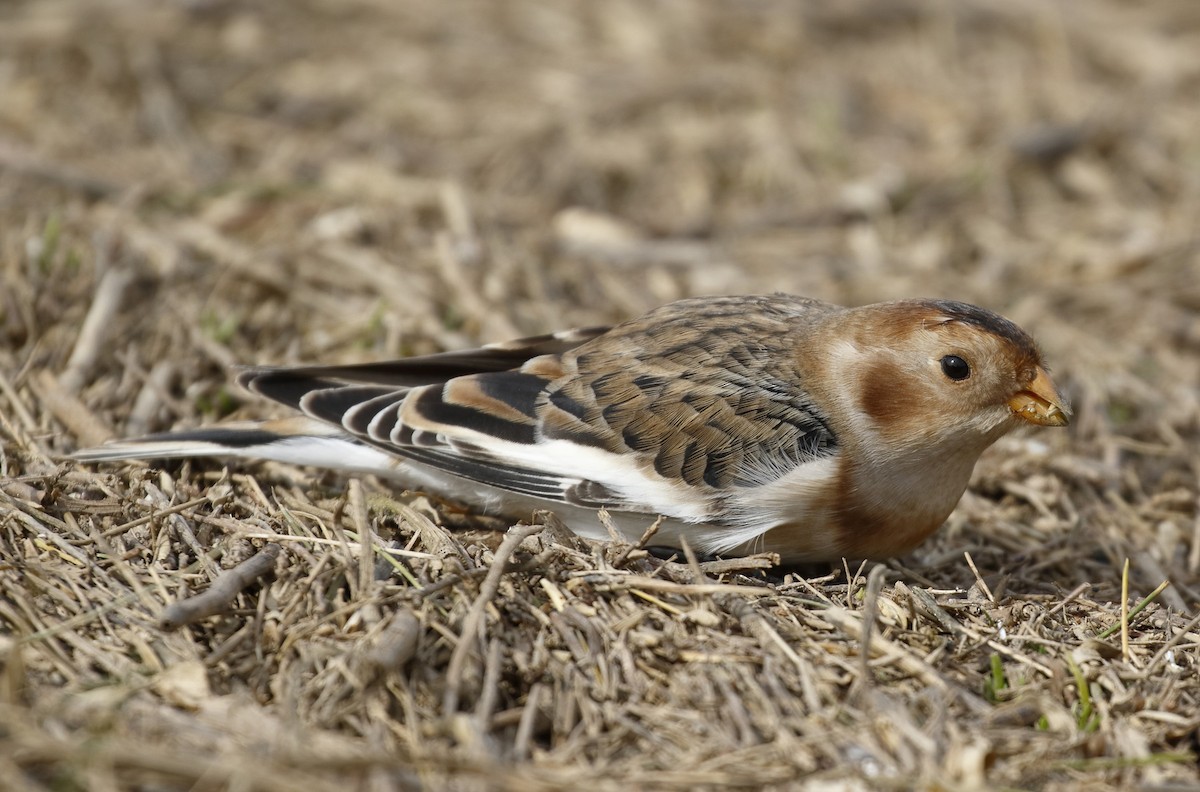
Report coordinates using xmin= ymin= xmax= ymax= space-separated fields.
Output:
xmin=1008 ymin=367 xmax=1070 ymax=427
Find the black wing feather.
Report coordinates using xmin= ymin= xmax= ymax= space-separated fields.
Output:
xmin=235 ymin=326 xmax=608 ymax=392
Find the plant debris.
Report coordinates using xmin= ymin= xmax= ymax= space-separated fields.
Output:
xmin=2 ymin=1 xmax=1199 ymax=789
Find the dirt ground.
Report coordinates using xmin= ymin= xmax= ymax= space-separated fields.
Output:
xmin=2 ymin=0 xmax=1199 ymax=789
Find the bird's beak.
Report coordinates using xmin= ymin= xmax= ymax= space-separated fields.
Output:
xmin=1008 ymin=367 xmax=1070 ymax=427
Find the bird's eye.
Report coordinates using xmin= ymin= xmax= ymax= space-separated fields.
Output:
xmin=940 ymin=355 xmax=971 ymax=381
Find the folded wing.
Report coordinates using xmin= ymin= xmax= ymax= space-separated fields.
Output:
xmin=81 ymin=296 xmax=842 ymax=529
xmin=235 ymin=308 xmax=839 ymax=523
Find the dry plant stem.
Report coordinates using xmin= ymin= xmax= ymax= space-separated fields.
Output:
xmin=0 ymin=138 xmax=119 ymax=198
xmin=165 ymin=510 xmax=220 ymax=579
xmin=404 ymin=547 xmax=558 ymax=605
xmin=442 ymin=523 xmax=542 ymax=714
xmin=909 ymin=586 xmax=965 ymax=636
xmin=348 ymin=479 xmax=374 ymax=595
xmin=1047 ymin=582 xmax=1092 ymax=616
xmin=83 ymin=518 xmax=157 ymax=610
xmin=159 ymin=543 xmax=281 ymax=631
xmin=1096 ymin=578 xmax=1171 ymax=640
xmin=0 ymin=479 xmax=41 ymax=502
xmin=964 ymin=551 xmax=995 ymax=603
xmin=60 ymin=267 xmax=133 ymax=396
xmin=598 ymin=506 xmax=624 ymax=544
xmin=323 ymin=495 xmax=365 ymax=600
xmin=125 ymin=360 xmax=175 ymax=438
xmin=29 ymin=371 xmax=112 ymax=449
xmin=475 ymin=638 xmax=504 ymax=724
xmin=98 ymin=496 xmax=210 ymax=539
xmin=361 ymin=610 xmax=421 ymax=673
xmin=679 ymin=535 xmax=706 ymax=583
xmin=513 ymin=681 xmax=544 ymax=760
xmin=1141 ymin=609 xmax=1200 ymax=677
xmin=695 ymin=553 xmax=780 ymax=574
xmin=1122 ymin=558 xmax=1132 ymax=664
xmin=821 ymin=606 xmax=991 ymax=716
xmin=23 ymin=591 xmax=144 ymax=644
xmin=237 ymin=530 xmax=437 ymax=560
xmin=576 ymin=574 xmax=776 ymax=598
xmin=857 ymin=564 xmax=888 ymax=690
xmin=0 ymin=369 xmax=43 ymax=443
xmin=612 ymin=516 xmax=662 ymax=568
xmin=723 ymin=595 xmax=823 ymax=712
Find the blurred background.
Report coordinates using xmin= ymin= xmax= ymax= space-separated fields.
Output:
xmin=4 ymin=1 xmax=1197 ymax=365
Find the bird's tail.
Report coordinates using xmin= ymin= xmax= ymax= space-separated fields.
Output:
xmin=73 ymin=417 xmax=400 ymax=478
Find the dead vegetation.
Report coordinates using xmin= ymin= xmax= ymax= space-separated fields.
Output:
xmin=2 ymin=0 xmax=1199 ymax=789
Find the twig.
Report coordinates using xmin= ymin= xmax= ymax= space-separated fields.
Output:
xmin=1121 ymin=558 xmax=1132 ymax=664
xmin=1141 ymin=609 xmax=1200 ymax=676
xmin=159 ymin=544 xmax=281 ymax=631
xmin=598 ymin=507 xmax=623 ymax=545
xmin=60 ymin=267 xmax=133 ymax=396
xmin=403 ymin=547 xmax=559 ymax=605
xmin=573 ymin=574 xmax=776 ymax=598
xmin=679 ymin=535 xmax=706 ymax=584
xmin=125 ymin=360 xmax=175 ymax=438
xmin=96 ymin=497 xmax=224 ymax=540
xmin=722 ymin=595 xmax=822 ymax=712
xmin=908 ymin=586 xmax=965 ymax=635
xmin=22 ymin=591 xmax=144 ymax=644
xmin=695 ymin=553 xmax=779 ymax=575
xmin=1047 ymin=582 xmax=1092 ymax=616
xmin=513 ymin=682 xmax=544 ymax=760
xmin=348 ymin=479 xmax=374 ymax=596
xmin=30 ymin=371 xmax=113 ymax=449
xmin=612 ymin=515 xmax=662 ymax=568
xmin=361 ymin=610 xmax=421 ymax=674
xmin=442 ymin=523 xmax=541 ymax=713
xmin=843 ymin=558 xmax=869 ymax=607
xmin=822 ymin=606 xmax=991 ymax=716
xmin=857 ymin=564 xmax=888 ymax=689
xmin=475 ymin=638 xmax=504 ymax=724
xmin=963 ymin=551 xmax=995 ymax=604
xmin=0 ymin=368 xmax=41 ymax=437
xmin=238 ymin=531 xmax=437 ymax=559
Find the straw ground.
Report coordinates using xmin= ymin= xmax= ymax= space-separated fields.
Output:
xmin=2 ymin=1 xmax=1198 ymax=789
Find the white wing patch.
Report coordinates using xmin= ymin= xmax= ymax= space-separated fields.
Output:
xmin=460 ymin=435 xmax=719 ymax=523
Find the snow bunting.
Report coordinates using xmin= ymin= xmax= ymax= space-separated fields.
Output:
xmin=76 ymin=295 xmax=1069 ymax=563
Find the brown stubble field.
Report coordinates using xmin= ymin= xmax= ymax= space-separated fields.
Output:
xmin=2 ymin=1 xmax=1199 ymax=789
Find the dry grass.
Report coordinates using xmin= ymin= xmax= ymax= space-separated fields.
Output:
xmin=2 ymin=0 xmax=1200 ymax=789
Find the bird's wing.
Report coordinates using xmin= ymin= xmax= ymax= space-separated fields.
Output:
xmin=241 ymin=295 xmax=841 ymax=522
xmin=240 ymin=326 xmax=611 ymax=390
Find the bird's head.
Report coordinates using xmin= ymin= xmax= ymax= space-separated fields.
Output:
xmin=826 ymin=299 xmax=1070 ymax=458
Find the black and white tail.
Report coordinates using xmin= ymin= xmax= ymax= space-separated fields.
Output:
xmin=72 ymin=417 xmax=402 ymax=478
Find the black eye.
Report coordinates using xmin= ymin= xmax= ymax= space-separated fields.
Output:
xmin=940 ymin=355 xmax=971 ymax=381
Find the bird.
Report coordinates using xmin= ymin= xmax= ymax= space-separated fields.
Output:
xmin=75 ymin=294 xmax=1070 ymax=563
